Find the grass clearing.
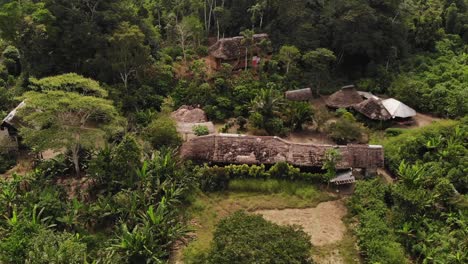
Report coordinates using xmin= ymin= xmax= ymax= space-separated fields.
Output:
xmin=181 ymin=179 xmax=333 ymax=263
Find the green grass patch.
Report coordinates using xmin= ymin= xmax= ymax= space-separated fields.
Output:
xmin=228 ymin=179 xmax=323 ymax=200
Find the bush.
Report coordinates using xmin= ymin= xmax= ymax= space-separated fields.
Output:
xmin=192 ymin=125 xmax=209 ymax=136
xmin=0 ymin=153 xmax=16 ymax=174
xmin=144 ymin=115 xmax=182 ymax=149
xmin=203 ymin=211 xmax=313 ymax=264
xmin=25 ymin=228 xmax=87 ymax=264
xmin=326 ymin=117 xmax=366 ymax=144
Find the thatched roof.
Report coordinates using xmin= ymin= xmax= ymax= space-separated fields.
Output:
xmin=181 ymin=134 xmax=384 ymax=169
xmin=209 ymin=33 xmax=269 ymax=60
xmin=326 ymin=86 xmax=363 ymax=108
xmin=171 ymin=105 xmax=208 ymax=123
xmin=353 ymin=98 xmax=392 ymax=120
xmin=285 ymin=88 xmax=313 ymax=101
xmin=357 ymin=91 xmax=379 ymax=100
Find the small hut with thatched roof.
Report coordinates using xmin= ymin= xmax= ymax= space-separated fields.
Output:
xmin=208 ymin=33 xmax=269 ymax=70
xmin=326 ymin=85 xmax=363 ymax=109
xmin=353 ymin=98 xmax=392 ymax=121
xmin=285 ymin=88 xmax=313 ymax=101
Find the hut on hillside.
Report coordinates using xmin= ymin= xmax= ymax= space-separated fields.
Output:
xmin=353 ymin=98 xmax=392 ymax=121
xmin=208 ymin=33 xmax=269 ymax=70
xmin=326 ymin=85 xmax=363 ymax=109
xmin=285 ymin=88 xmax=313 ymax=101
xmin=171 ymin=105 xmax=215 ymax=141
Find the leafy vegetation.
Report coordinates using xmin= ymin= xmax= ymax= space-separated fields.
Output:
xmin=196 ymin=211 xmax=313 ymax=264
xmin=350 ymin=119 xmax=468 ymax=263
xmin=0 ymin=0 xmax=466 ymax=262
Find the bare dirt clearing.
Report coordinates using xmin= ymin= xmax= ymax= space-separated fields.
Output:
xmin=255 ymin=200 xmax=347 ymax=247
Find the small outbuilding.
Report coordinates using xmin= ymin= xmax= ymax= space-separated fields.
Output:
xmin=353 ymin=98 xmax=392 ymax=121
xmin=208 ymin=33 xmax=269 ymax=70
xmin=381 ymin=98 xmax=417 ymax=119
xmin=285 ymin=88 xmax=313 ymax=101
xmin=326 ymin=85 xmax=363 ymax=109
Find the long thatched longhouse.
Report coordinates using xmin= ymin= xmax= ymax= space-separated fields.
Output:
xmin=326 ymin=85 xmax=363 ymax=109
xmin=209 ymin=33 xmax=269 ymax=70
xmin=285 ymin=88 xmax=313 ymax=101
xmin=181 ymin=134 xmax=384 ymax=171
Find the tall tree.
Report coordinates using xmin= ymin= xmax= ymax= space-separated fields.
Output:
xmin=108 ymin=22 xmax=152 ymax=91
xmin=19 ymin=89 xmax=123 ymax=176
xmin=302 ymin=48 xmax=336 ymax=95
xmin=278 ymin=45 xmax=300 ymax=74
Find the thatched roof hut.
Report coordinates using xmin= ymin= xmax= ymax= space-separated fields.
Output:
xmin=353 ymin=98 xmax=392 ymax=120
xmin=171 ymin=105 xmax=208 ymax=123
xmin=285 ymin=88 xmax=313 ymax=101
xmin=209 ymin=33 xmax=269 ymax=60
xmin=326 ymin=85 xmax=363 ymax=108
xmin=180 ymin=134 xmax=384 ymax=169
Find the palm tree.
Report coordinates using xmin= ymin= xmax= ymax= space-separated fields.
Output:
xmin=250 ymin=88 xmax=284 ymax=121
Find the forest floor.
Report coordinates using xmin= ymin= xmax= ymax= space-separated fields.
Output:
xmin=176 ymin=186 xmax=360 ymax=264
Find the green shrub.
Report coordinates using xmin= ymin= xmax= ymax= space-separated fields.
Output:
xmin=384 ymin=127 xmax=405 ymax=137
xmin=144 ymin=115 xmax=182 ymax=149
xmin=203 ymin=211 xmax=313 ymax=264
xmin=25 ymin=229 xmax=87 ymax=264
xmin=193 ymin=125 xmax=209 ymax=136
xmin=0 ymin=153 xmax=16 ymax=174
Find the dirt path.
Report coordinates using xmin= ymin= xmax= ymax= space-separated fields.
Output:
xmin=255 ymin=200 xmax=347 ymax=246
xmin=413 ymin=113 xmax=441 ymax=127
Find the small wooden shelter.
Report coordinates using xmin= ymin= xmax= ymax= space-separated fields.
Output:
xmin=285 ymin=88 xmax=313 ymax=101
xmin=330 ymin=170 xmax=356 ymax=185
xmin=326 ymin=85 xmax=363 ymax=109
xmin=353 ymin=98 xmax=392 ymax=121
xmin=208 ymin=33 xmax=269 ymax=70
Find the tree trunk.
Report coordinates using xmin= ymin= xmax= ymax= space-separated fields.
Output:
xmin=72 ymin=144 xmax=80 ymax=177
xmin=260 ymin=15 xmax=263 ymax=30
xmin=245 ymin=47 xmax=248 ymax=70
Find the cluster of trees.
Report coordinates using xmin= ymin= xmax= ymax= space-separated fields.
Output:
xmin=349 ymin=119 xmax=468 ymax=263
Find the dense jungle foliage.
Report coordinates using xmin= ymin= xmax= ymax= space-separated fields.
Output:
xmin=350 ymin=119 xmax=468 ymax=263
xmin=0 ymin=0 xmax=466 ymax=263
